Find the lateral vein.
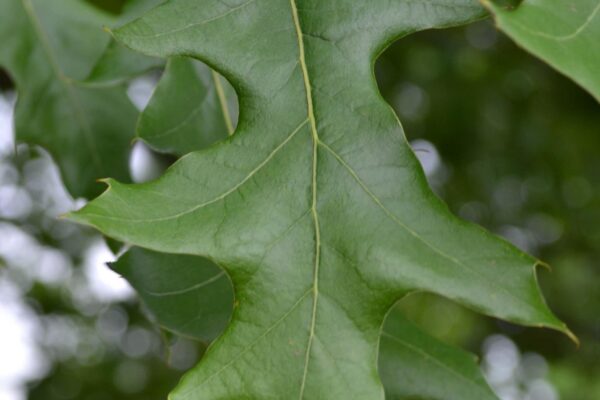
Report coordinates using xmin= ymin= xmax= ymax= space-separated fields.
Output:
xmin=81 ymin=119 xmax=309 ymax=222
xmin=318 ymin=141 xmax=536 ymax=312
xmin=145 ymin=271 xmax=225 ymax=297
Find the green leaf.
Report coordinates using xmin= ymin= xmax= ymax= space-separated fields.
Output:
xmin=137 ymin=57 xmax=236 ymax=156
xmin=380 ymin=308 xmax=497 ymax=400
xmin=0 ymin=0 xmax=138 ymax=198
xmin=483 ymin=0 xmax=600 ymax=102
xmin=85 ymin=0 xmax=166 ymax=85
xmin=112 ymin=247 xmax=497 ymax=399
xmin=111 ymin=247 xmax=234 ymax=342
xmin=85 ymin=38 xmax=164 ymax=85
xmin=70 ymin=0 xmax=571 ymax=398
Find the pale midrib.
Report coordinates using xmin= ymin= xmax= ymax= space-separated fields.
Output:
xmin=174 ymin=211 xmax=313 ymax=397
xmin=211 ymin=70 xmax=235 ymax=135
xmin=289 ymin=1 xmax=321 ymax=399
xmin=181 ymin=289 xmax=312 ymax=395
xmin=19 ymin=0 xmax=103 ymax=171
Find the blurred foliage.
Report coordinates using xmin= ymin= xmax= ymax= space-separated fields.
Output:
xmin=0 ymin=146 xmax=203 ymax=400
xmin=377 ymin=18 xmax=600 ymax=400
xmin=0 ymin=2 xmax=598 ymax=399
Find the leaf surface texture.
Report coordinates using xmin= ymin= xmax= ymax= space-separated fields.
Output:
xmin=71 ymin=0 xmax=569 ymax=398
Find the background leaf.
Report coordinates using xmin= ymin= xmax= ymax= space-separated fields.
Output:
xmin=482 ymin=0 xmax=600 ymax=102
xmin=136 ymin=57 xmax=236 ymax=155
xmin=85 ymin=39 xmax=163 ymax=86
xmin=380 ymin=308 xmax=497 ymax=400
xmin=85 ymin=0 xmax=166 ymax=85
xmin=0 ymin=0 xmax=138 ymax=198
xmin=111 ymin=247 xmax=234 ymax=342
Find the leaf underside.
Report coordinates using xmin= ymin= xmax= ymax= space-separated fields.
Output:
xmin=70 ymin=0 xmax=570 ymax=398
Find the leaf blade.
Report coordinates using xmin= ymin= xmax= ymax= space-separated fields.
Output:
xmin=69 ymin=0 xmax=569 ymax=398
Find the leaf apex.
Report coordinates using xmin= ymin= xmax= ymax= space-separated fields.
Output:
xmin=64 ymin=179 xmax=116 ymax=227
xmin=62 ymin=209 xmax=89 ymax=226
xmin=565 ymin=327 xmax=580 ymax=348
xmin=96 ymin=177 xmax=115 ymax=187
xmin=539 ymin=320 xmax=579 ymax=347
xmin=102 ymin=25 xmax=115 ymax=37
xmin=534 ymin=259 xmax=552 ymax=272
